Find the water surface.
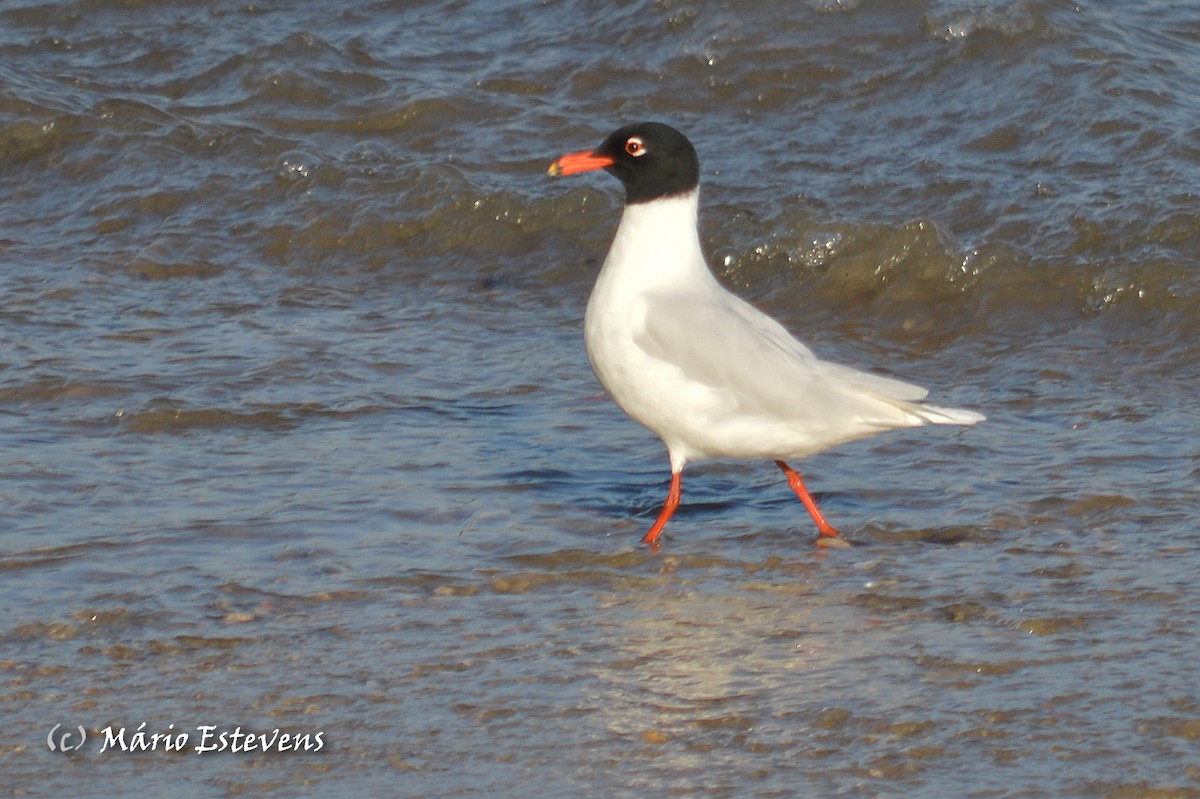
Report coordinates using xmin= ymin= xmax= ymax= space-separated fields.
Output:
xmin=2 ymin=0 xmax=1198 ymax=796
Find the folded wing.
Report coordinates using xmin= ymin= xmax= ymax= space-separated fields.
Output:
xmin=634 ymin=289 xmax=982 ymax=436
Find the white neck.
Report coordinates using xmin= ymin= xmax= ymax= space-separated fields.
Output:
xmin=597 ymin=188 xmax=709 ymax=294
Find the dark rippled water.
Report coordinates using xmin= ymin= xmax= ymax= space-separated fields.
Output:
xmin=3 ymin=0 xmax=1199 ymax=796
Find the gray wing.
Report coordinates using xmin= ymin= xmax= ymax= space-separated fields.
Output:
xmin=633 ymin=289 xmax=934 ymax=429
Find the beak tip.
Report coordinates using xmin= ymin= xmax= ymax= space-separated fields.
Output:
xmin=547 ymin=162 xmax=563 ymax=177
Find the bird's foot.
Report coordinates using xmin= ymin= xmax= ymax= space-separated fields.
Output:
xmin=815 ymin=534 xmax=852 ymax=549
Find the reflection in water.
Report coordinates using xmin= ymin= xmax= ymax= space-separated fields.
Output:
xmin=2 ymin=0 xmax=1199 ymax=795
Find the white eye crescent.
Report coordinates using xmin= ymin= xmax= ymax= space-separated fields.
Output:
xmin=625 ymin=137 xmax=647 ymax=157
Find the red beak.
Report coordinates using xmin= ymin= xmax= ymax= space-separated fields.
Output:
xmin=547 ymin=149 xmax=615 ymax=176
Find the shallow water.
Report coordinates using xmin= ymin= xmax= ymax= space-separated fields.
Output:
xmin=2 ymin=0 xmax=1198 ymax=796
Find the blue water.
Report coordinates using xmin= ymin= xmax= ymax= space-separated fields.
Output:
xmin=2 ymin=0 xmax=1198 ymax=796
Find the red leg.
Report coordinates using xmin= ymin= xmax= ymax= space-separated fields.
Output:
xmin=775 ymin=460 xmax=842 ymax=539
xmin=641 ymin=471 xmax=682 ymax=545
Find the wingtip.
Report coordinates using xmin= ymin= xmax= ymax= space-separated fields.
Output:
xmin=921 ymin=405 xmax=986 ymax=425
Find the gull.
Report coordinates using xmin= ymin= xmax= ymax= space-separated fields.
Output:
xmin=548 ymin=122 xmax=983 ymax=547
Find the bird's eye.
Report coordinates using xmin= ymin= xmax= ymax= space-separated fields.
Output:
xmin=625 ymin=137 xmax=646 ymax=157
